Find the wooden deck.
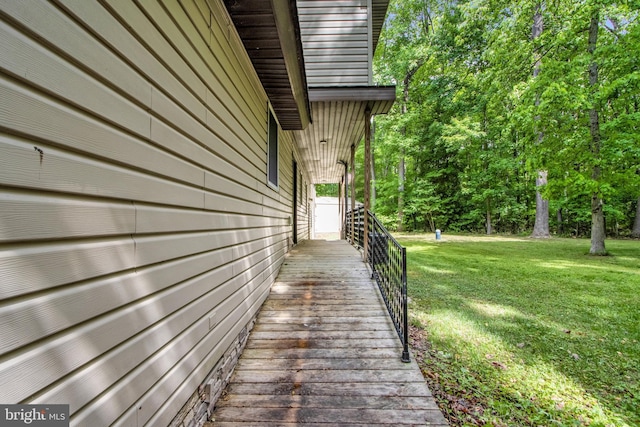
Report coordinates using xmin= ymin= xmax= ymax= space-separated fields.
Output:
xmin=210 ymin=239 xmax=448 ymax=426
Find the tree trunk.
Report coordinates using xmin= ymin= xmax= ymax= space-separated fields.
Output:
xmin=632 ymin=197 xmax=640 ymax=238
xmin=587 ymin=10 xmax=606 ymax=255
xmin=427 ymin=214 xmax=435 ymax=233
xmin=397 ymin=60 xmax=425 ymax=233
xmin=557 ymin=208 xmax=563 ymax=235
xmin=532 ymin=171 xmax=550 ymax=237
xmin=531 ymin=3 xmax=550 ymax=238
xmin=398 ymin=79 xmax=408 ymax=232
xmin=371 ymin=118 xmax=376 ymax=212
xmin=591 ymin=195 xmax=606 ymax=254
xmin=398 ymin=152 xmax=405 ymax=232
xmin=486 ymin=198 xmax=492 ymax=235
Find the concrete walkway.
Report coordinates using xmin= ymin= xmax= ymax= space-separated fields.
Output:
xmin=210 ymin=239 xmax=448 ymax=426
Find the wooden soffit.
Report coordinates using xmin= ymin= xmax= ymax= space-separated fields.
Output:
xmin=224 ymin=0 xmax=311 ymax=130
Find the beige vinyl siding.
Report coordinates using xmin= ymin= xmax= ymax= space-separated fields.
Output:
xmin=295 ymin=178 xmax=311 ymax=242
xmin=298 ymin=0 xmax=371 ymax=87
xmin=0 ymin=0 xmax=304 ymax=426
xmin=274 ymin=129 xmax=312 ymax=245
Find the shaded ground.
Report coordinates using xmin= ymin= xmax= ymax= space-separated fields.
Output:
xmin=410 ymin=326 xmax=489 ymax=427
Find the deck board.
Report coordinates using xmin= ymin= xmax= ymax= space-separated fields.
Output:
xmin=210 ymin=239 xmax=448 ymax=426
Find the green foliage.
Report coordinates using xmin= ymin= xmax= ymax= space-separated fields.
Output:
xmin=314 ymin=183 xmax=339 ymax=197
xmin=400 ymin=234 xmax=640 ymax=426
xmin=370 ymin=0 xmax=640 ymax=236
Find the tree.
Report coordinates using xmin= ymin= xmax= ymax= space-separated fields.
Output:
xmin=370 ymin=0 xmax=640 ymax=240
xmin=374 ymin=0 xmax=434 ymax=231
xmin=525 ymin=1 xmax=639 ymax=245
xmin=587 ymin=6 xmax=606 ymax=255
xmin=531 ymin=2 xmax=550 ymax=238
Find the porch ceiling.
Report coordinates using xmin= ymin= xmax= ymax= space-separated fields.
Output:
xmin=294 ymin=86 xmax=396 ymax=184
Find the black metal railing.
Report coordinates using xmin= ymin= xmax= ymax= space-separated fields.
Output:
xmin=346 ymin=207 xmax=410 ymax=362
xmin=345 ymin=206 xmax=365 ymax=248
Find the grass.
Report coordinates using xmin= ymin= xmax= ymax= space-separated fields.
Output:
xmin=396 ymin=234 xmax=640 ymax=427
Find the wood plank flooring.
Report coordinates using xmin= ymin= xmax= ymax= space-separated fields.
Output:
xmin=210 ymin=239 xmax=448 ymax=426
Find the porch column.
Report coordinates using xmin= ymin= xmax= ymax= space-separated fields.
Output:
xmin=342 ymin=166 xmax=348 ymax=239
xmin=350 ymin=144 xmax=356 ymax=242
xmin=363 ymin=107 xmax=372 ymax=260
xmin=339 ymin=175 xmax=345 ymax=240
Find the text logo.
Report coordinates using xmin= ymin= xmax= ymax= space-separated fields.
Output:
xmin=0 ymin=405 xmax=69 ymax=427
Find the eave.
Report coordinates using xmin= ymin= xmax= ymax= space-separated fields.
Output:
xmin=309 ymin=86 xmax=396 ymax=114
xmin=372 ymin=0 xmax=391 ymax=53
xmin=224 ymin=0 xmax=311 ymax=130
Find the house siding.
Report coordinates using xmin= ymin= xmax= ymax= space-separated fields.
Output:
xmin=298 ymin=0 xmax=372 ymax=86
xmin=0 ymin=0 xmax=309 ymax=425
xmin=296 ymin=180 xmax=311 ymax=241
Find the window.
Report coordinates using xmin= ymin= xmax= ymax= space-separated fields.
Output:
xmin=267 ymin=110 xmax=278 ymax=188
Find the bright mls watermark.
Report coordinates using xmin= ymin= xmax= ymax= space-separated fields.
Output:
xmin=0 ymin=405 xmax=69 ymax=426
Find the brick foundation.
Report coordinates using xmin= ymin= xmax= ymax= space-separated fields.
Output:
xmin=169 ymin=315 xmax=257 ymax=427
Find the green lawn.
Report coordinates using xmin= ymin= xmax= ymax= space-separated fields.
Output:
xmin=396 ymin=234 xmax=640 ymax=427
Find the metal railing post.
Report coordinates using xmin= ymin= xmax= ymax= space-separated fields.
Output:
xmin=401 ymin=246 xmax=410 ymax=363
xmin=370 ymin=216 xmax=375 ymax=277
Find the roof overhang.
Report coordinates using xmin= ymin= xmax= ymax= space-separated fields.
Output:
xmin=294 ymin=86 xmax=396 ymax=184
xmin=224 ymin=0 xmax=311 ymax=130
xmin=309 ymin=86 xmax=396 ymax=115
xmin=372 ymin=0 xmax=391 ymax=53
